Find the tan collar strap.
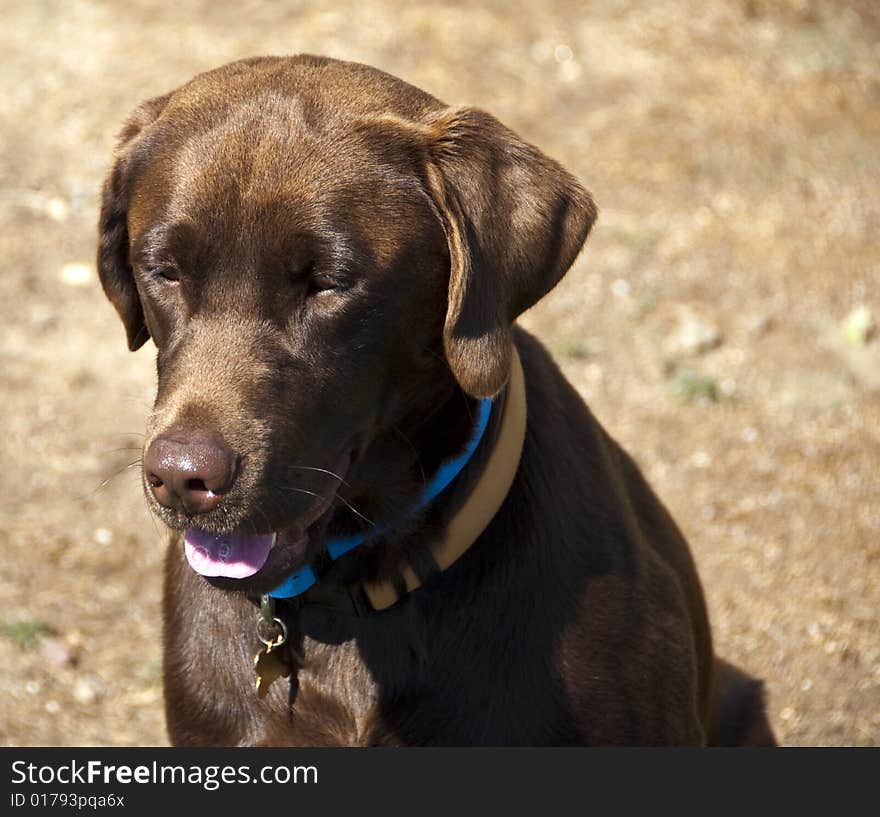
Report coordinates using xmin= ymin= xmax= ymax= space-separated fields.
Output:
xmin=361 ymin=346 xmax=527 ymax=610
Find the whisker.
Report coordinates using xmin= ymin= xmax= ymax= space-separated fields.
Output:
xmin=100 ymin=446 xmax=146 ymax=456
xmin=77 ymin=458 xmax=143 ymax=501
xmin=278 ymin=485 xmax=374 ymax=528
xmin=392 ymin=425 xmax=427 ymax=489
xmin=142 ymin=492 xmax=166 ymax=550
xmin=458 ymin=388 xmax=475 ymax=422
xmin=252 ymin=503 xmax=275 ymax=537
xmin=287 ymin=465 xmax=353 ymax=490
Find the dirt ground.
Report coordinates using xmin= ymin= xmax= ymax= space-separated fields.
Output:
xmin=1 ymin=0 xmax=877 ymax=747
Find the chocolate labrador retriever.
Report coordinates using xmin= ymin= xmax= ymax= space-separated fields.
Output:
xmin=97 ymin=55 xmax=775 ymax=746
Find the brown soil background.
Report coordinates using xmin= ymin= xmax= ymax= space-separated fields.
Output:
xmin=1 ymin=0 xmax=878 ymax=746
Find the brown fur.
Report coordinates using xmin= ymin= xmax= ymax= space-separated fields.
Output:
xmin=97 ymin=55 xmax=775 ymax=746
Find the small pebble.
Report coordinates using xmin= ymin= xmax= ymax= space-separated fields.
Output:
xmin=748 ymin=314 xmax=773 ymax=336
xmin=663 ymin=305 xmax=722 ymax=358
xmin=44 ymin=197 xmax=69 ymax=222
xmin=93 ymin=528 xmax=113 ymax=546
xmin=60 ymin=262 xmax=94 ymax=287
xmin=65 ymin=629 xmax=84 ymax=649
xmin=840 ymin=305 xmax=874 ymax=346
xmin=611 ymin=278 xmax=631 ymax=299
xmin=691 ymin=450 xmax=711 ymax=468
xmin=584 ymin=363 xmax=603 ymax=383
xmin=128 ymin=687 xmax=161 ymax=706
xmin=554 ymin=44 xmax=573 ymax=63
xmin=40 ymin=637 xmax=78 ymax=668
xmin=763 ymin=542 xmax=782 ymax=562
xmin=73 ymin=676 xmax=103 ymax=705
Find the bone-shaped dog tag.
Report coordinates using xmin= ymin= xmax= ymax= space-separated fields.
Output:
xmin=254 ymin=642 xmax=292 ymax=698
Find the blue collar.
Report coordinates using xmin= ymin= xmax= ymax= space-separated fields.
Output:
xmin=268 ymin=397 xmax=494 ymax=599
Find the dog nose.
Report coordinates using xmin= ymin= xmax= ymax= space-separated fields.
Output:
xmin=144 ymin=432 xmax=238 ymax=515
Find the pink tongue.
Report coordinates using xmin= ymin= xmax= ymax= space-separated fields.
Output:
xmin=184 ymin=529 xmax=275 ymax=579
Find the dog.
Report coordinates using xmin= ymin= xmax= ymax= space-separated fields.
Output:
xmin=97 ymin=55 xmax=775 ymax=746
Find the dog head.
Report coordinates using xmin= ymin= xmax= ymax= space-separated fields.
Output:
xmin=98 ymin=56 xmax=596 ymax=593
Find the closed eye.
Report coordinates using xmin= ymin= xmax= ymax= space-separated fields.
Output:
xmin=149 ymin=264 xmax=180 ymax=283
xmin=307 ymin=274 xmax=345 ymax=296
xmin=289 ymin=259 xmax=347 ymax=297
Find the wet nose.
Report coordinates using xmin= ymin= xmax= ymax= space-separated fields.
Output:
xmin=144 ymin=432 xmax=238 ymax=515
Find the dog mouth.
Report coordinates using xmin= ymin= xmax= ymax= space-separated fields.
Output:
xmin=181 ymin=455 xmax=348 ymax=583
xmin=183 ymin=529 xmax=285 ymax=579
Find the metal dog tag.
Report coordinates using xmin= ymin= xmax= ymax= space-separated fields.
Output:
xmin=254 ymin=642 xmax=292 ymax=698
xmin=253 ymin=605 xmax=291 ymax=698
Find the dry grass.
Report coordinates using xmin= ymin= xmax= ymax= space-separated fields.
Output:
xmin=1 ymin=0 xmax=877 ymax=746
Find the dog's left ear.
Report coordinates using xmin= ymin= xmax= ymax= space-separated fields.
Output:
xmin=422 ymin=107 xmax=597 ymax=398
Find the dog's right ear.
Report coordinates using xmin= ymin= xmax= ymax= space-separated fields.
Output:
xmin=97 ymin=93 xmax=171 ymax=351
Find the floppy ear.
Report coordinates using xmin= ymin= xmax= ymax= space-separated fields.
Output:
xmin=422 ymin=107 xmax=597 ymax=398
xmin=97 ymin=93 xmax=171 ymax=351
